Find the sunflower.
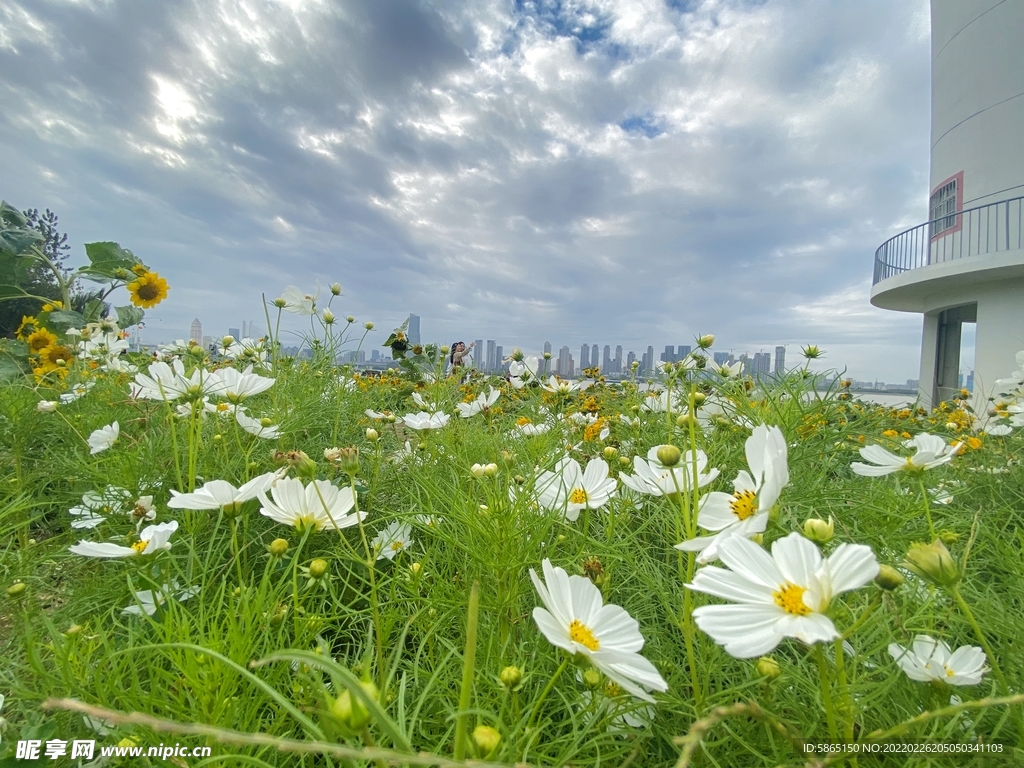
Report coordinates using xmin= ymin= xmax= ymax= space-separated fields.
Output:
xmin=27 ymin=328 xmax=59 ymax=354
xmin=41 ymin=300 xmax=64 ymax=312
xmin=16 ymin=315 xmax=38 ymax=339
xmin=127 ymin=271 xmax=170 ymax=308
xmin=39 ymin=344 xmax=73 ymax=368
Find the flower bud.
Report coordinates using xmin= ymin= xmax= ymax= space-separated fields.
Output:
xmin=938 ymin=529 xmax=959 ymax=544
xmin=692 ymin=391 xmax=707 ymax=406
xmin=273 ymin=297 xmax=287 ymax=308
xmin=6 ymin=582 xmax=27 ymax=598
xmin=65 ymin=624 xmax=83 ymax=635
xmin=676 ymin=413 xmax=698 ymax=429
xmin=331 ymin=680 xmax=378 ymax=730
xmin=500 ymin=450 xmax=514 ymax=463
xmin=471 ymin=463 xmax=487 ymax=478
xmin=409 ymin=562 xmax=422 ymax=580
xmin=803 ymin=516 xmax=834 ymax=544
xmin=322 ymin=308 xmax=335 ymax=324
xmin=260 ymin=417 xmax=273 ymax=428
xmin=874 ymin=564 xmax=905 ymax=591
xmin=801 ymin=344 xmax=823 ymax=360
xmin=696 ymin=334 xmax=715 ymax=349
xmin=309 ymin=558 xmax=329 ymax=579
xmin=364 ymin=321 xmax=374 ymax=330
xmin=500 ymin=665 xmax=522 ymax=690
xmin=619 ymin=456 xmax=630 ymax=467
xmin=471 ymin=725 xmax=501 ymax=758
xmin=543 ymin=351 xmax=552 ymax=360
xmin=904 ymin=539 xmax=960 ymax=587
xmin=582 ymin=669 xmax=602 ymax=689
xmin=346 ymin=315 xmax=356 ymax=324
xmin=756 ymin=656 xmax=781 ymax=681
xmin=483 ymin=463 xmax=498 ymax=477
xmin=213 ymin=434 xmax=223 ymax=442
xmin=330 ymin=282 xmax=342 ymax=296
xmin=602 ymin=446 xmax=618 ymax=460
xmin=327 ymin=446 xmax=359 ymax=475
xmin=365 ymin=428 xmax=379 ymax=442
xmin=37 ymin=400 xmax=58 ymax=413
xmin=269 ymin=538 xmax=290 ymax=557
xmin=656 ymin=444 xmax=681 ymax=467
xmin=440 ymin=345 xmax=450 ymax=354
xmin=223 ymin=335 xmax=235 ymax=346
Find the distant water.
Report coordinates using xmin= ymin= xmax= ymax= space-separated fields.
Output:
xmin=816 ymin=391 xmax=917 ymax=408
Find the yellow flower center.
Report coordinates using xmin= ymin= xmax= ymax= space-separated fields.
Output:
xmin=516 ymin=417 xmax=532 ymax=426
xmin=946 ymin=667 xmax=955 ymax=677
xmin=773 ymin=582 xmax=811 ymax=615
xmin=390 ymin=541 xmax=404 ymax=551
xmin=131 ymin=540 xmax=148 ymax=554
xmin=729 ymin=489 xmax=758 ymax=520
xmin=569 ymin=488 xmax=588 ymax=505
xmin=569 ymin=619 xmax=600 ymax=650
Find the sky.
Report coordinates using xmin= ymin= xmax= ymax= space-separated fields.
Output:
xmin=0 ymin=0 xmax=946 ymax=382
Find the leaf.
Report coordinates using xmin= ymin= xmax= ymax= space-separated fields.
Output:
xmin=115 ymin=304 xmax=144 ymax=328
xmin=47 ymin=309 xmax=86 ymax=329
xmin=0 ymin=201 xmax=43 ymax=255
xmin=80 ymin=241 xmax=138 ymax=279
xmin=0 ymin=351 xmax=28 ymax=382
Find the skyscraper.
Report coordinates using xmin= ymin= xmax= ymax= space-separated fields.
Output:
xmin=678 ymin=345 xmax=692 ymax=360
xmin=626 ymin=350 xmax=637 ymax=369
xmin=752 ymin=352 xmax=772 ymax=376
xmin=661 ymin=345 xmax=674 ymax=363
xmin=495 ymin=345 xmax=503 ymax=370
xmin=408 ymin=314 xmax=421 ymax=345
xmin=590 ymin=343 xmax=597 ymax=370
xmin=580 ymin=344 xmax=590 ymax=371
xmin=190 ymin=318 xmax=202 ymax=344
xmin=602 ymin=344 xmax=611 ymax=372
xmin=774 ymin=346 xmax=786 ymax=375
xmin=614 ymin=345 xmax=623 ymax=373
xmin=543 ymin=341 xmax=552 ymax=374
xmin=558 ymin=345 xmax=572 ymax=377
xmin=474 ymin=339 xmax=484 ymax=369
xmin=486 ymin=340 xmax=496 ymax=372
xmin=646 ymin=345 xmax=655 ymax=374
xmin=713 ymin=351 xmax=731 ymax=366
xmin=228 ymin=327 xmax=240 ymax=341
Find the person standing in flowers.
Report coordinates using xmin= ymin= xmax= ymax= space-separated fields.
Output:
xmin=446 ymin=340 xmax=474 ymax=377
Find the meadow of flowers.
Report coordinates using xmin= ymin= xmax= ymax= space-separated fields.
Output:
xmin=2 ymin=265 xmax=1024 ymax=765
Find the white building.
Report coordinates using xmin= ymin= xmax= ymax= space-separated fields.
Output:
xmin=871 ymin=1 xmax=1024 ymax=409
xmin=189 ymin=318 xmax=202 ymax=345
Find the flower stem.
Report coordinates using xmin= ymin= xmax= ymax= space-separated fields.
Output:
xmin=815 ymin=644 xmax=839 ymax=741
xmin=918 ymin=476 xmax=935 ymax=539
xmin=525 ymin=656 xmax=569 ymax=732
xmin=452 ymin=581 xmax=480 ymax=760
xmin=350 ymin=473 xmax=385 ymax=692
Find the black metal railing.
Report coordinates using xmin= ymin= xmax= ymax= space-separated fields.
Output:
xmin=873 ymin=195 xmax=1024 ymax=285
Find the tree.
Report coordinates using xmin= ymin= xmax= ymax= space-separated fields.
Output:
xmin=0 ymin=208 xmax=70 ymax=337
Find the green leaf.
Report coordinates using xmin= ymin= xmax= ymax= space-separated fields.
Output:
xmin=115 ymin=304 xmax=144 ymax=328
xmin=47 ymin=309 xmax=86 ymax=329
xmin=80 ymin=241 xmax=138 ymax=279
xmin=0 ymin=352 xmax=28 ymax=382
xmin=83 ymin=298 xmax=105 ymax=324
xmin=0 ymin=201 xmax=43 ymax=255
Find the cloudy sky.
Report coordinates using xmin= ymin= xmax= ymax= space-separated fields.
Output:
xmin=1 ymin=0 xmax=939 ymax=381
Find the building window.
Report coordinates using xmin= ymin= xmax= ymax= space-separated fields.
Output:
xmin=929 ymin=173 xmax=961 ymax=238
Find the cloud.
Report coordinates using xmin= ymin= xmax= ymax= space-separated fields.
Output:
xmin=0 ymin=0 xmax=933 ymax=381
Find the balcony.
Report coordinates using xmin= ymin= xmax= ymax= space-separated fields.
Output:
xmin=871 ymin=195 xmax=1024 ymax=312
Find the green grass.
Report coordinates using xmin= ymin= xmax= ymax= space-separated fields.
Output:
xmin=1 ymin=348 xmax=1023 ymax=768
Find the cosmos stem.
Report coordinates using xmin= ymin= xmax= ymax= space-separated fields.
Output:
xmin=526 ymin=656 xmax=570 ymax=733
xmin=815 ymin=644 xmax=839 ymax=741
xmin=918 ymin=476 xmax=935 ymax=539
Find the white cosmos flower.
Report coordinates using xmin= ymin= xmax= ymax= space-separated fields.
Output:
xmin=402 ymin=411 xmax=450 ymax=430
xmin=212 ymin=365 xmax=274 ymax=402
xmin=133 ymin=360 xmax=189 ymax=401
xmin=456 ymin=387 xmax=500 ymax=418
xmin=69 ymin=521 xmax=179 ymax=558
xmin=168 ymin=472 xmax=280 ymax=512
xmin=541 ymin=375 xmax=593 ymax=394
xmin=851 ymin=433 xmax=961 ymax=476
xmin=534 ymin=457 xmax=617 ymax=521
xmin=676 ymin=424 xmax=789 ymax=563
xmin=235 ymin=410 xmax=281 ymax=439
xmin=688 ymin=532 xmax=879 ymax=658
xmin=641 ymin=390 xmax=683 ymax=413
xmin=79 ymin=332 xmax=129 ymax=361
xmin=714 ymin=360 xmax=744 ymax=378
xmin=365 ymin=409 xmax=394 ymax=420
xmin=390 ymin=441 xmax=415 ymax=463
xmin=986 ymin=423 xmax=1013 ymax=436
xmin=619 ymin=414 xmax=639 ymax=427
xmin=512 ymin=418 xmax=551 ymax=437
xmin=59 ymin=383 xmax=93 ymax=404
xmin=619 ymin=448 xmax=719 ymax=497
xmin=371 ymin=521 xmax=414 ymax=561
xmin=258 ymin=477 xmax=364 ymax=531
xmin=221 ymin=337 xmax=269 ymax=365
xmin=530 ymin=559 xmax=668 ymax=703
xmin=122 ymin=583 xmax=199 ymax=616
xmin=279 ymin=285 xmax=319 ymax=315
xmin=888 ymin=635 xmax=988 ymax=686
xmin=68 ymin=486 xmax=133 ymax=529
xmin=88 ymin=422 xmax=119 ymax=454
xmin=37 ymin=400 xmax=58 ymax=413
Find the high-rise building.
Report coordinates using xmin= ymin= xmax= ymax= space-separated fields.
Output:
xmin=615 ymin=345 xmax=623 ymax=373
xmin=370 ymin=349 xmax=380 ymax=362
xmin=543 ymin=341 xmax=552 ymax=374
xmin=661 ymin=345 xmax=674 ymax=363
xmin=626 ymin=350 xmax=637 ymax=369
xmin=408 ymin=314 xmax=421 ymax=346
xmin=580 ymin=344 xmax=590 ymax=371
xmin=590 ymin=343 xmax=597 ymax=369
xmin=495 ymin=345 xmax=503 ymax=370
xmin=713 ymin=351 xmax=731 ymax=365
xmin=558 ymin=345 xmax=572 ymax=377
xmin=190 ymin=318 xmax=202 ymax=344
xmin=202 ymin=335 xmax=212 ymax=349
xmin=474 ymin=339 xmax=484 ymax=369
xmin=678 ymin=345 xmax=692 ymax=359
xmin=486 ymin=340 xmax=497 ymax=372
xmin=602 ymin=345 xmax=611 ymax=372
xmin=774 ymin=345 xmax=786 ymax=374
xmin=646 ymin=345 xmax=655 ymax=374
xmin=752 ymin=352 xmax=772 ymax=376
xmin=228 ymin=327 xmax=240 ymax=341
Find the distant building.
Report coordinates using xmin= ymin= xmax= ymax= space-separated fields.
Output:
xmin=558 ymin=345 xmax=571 ymax=377
xmin=228 ymin=327 xmax=241 ymax=340
xmin=370 ymin=349 xmax=380 ymax=362
xmin=190 ymin=318 xmax=202 ymax=344
xmin=661 ymin=345 xmax=674 ymax=363
xmin=646 ymin=345 xmax=655 ymax=374
xmin=966 ymin=370 xmax=974 ymax=391
xmin=678 ymin=345 xmax=692 ymax=360
xmin=580 ymin=344 xmax=590 ymax=371
xmin=626 ymin=350 xmax=637 ymax=370
xmin=752 ymin=352 xmax=772 ymax=376
xmin=615 ymin=345 xmax=623 ymax=373
xmin=543 ymin=341 xmax=552 ymax=374
xmin=202 ymin=335 xmax=212 ymax=349
xmin=495 ymin=345 xmax=503 ymax=370
xmin=602 ymin=344 xmax=611 ymax=372
xmin=408 ymin=314 xmax=421 ymax=346
xmin=774 ymin=345 xmax=786 ymax=375
xmin=474 ymin=339 xmax=484 ymax=369
xmin=713 ymin=351 xmax=731 ymax=366
xmin=486 ymin=340 xmax=497 ymax=372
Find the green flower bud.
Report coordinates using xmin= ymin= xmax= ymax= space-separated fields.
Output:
xmin=499 ymin=665 xmax=522 ymax=690
xmin=330 ymin=282 xmax=342 ymax=296
xmin=65 ymin=624 xmax=83 ymax=635
xmin=619 ymin=456 xmax=631 ymax=467
xmin=582 ymin=669 xmax=602 ymax=689
xmin=322 ymin=308 xmax=335 ymax=324
xmin=364 ymin=321 xmax=374 ymax=330
xmin=365 ymin=428 xmax=379 ymax=442
xmin=756 ymin=656 xmax=781 ymax=680
xmin=696 ymin=334 xmax=715 ymax=349
xmin=938 ymin=529 xmax=960 ymax=544
xmin=6 ymin=582 xmax=27 ymax=598
xmin=471 ymin=725 xmax=501 ymax=758
xmin=675 ymin=413 xmax=698 ymax=429
xmin=346 ymin=315 xmax=355 ymax=324
xmin=904 ymin=539 xmax=960 ymax=587
xmin=803 ymin=516 xmax=834 ymax=544
xmin=602 ymin=446 xmax=618 ymax=460
xmin=656 ymin=444 xmax=681 ymax=467
xmin=801 ymin=344 xmax=823 ymax=360
xmin=269 ymin=538 xmax=290 ymax=557
xmin=309 ymin=559 xmax=329 ymax=579
xmin=273 ymin=297 xmax=287 ymax=308
xmin=332 ymin=446 xmax=360 ymax=475
xmin=874 ymin=564 xmax=905 ymax=591
xmin=692 ymin=391 xmax=707 ymax=406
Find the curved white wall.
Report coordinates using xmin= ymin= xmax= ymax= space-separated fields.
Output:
xmin=931 ymin=1 xmax=1024 ymax=207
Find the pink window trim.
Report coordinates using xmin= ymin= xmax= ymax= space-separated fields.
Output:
xmin=930 ymin=170 xmax=964 ymax=242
